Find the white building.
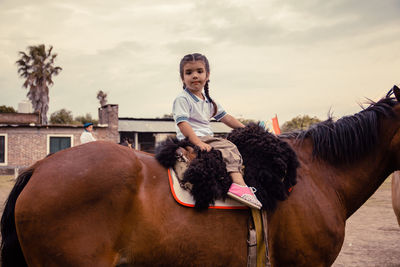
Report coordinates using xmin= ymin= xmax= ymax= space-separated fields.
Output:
xmin=118 ymin=118 xmax=231 ymax=153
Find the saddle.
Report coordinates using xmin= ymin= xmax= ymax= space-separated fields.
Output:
xmin=168 ymin=168 xmax=247 ymax=209
xmin=163 ymin=143 xmax=233 ymax=209
xmin=155 ymin=123 xmax=299 ymax=212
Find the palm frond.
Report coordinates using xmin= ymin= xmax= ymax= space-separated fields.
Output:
xmin=16 ymin=44 xmax=62 ymax=125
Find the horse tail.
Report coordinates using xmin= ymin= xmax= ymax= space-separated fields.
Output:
xmin=0 ymin=168 xmax=34 ymax=267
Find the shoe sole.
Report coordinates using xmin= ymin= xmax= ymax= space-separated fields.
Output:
xmin=227 ymin=192 xmax=262 ymax=210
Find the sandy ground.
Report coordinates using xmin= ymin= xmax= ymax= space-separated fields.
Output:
xmin=0 ymin=175 xmax=399 ymax=266
xmin=0 ymin=175 xmax=14 ymax=206
xmin=333 ymin=176 xmax=400 ymax=267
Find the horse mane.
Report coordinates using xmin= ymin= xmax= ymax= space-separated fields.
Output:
xmin=282 ymin=89 xmax=398 ymax=165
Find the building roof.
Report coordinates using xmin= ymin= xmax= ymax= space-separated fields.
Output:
xmin=118 ymin=118 xmax=231 ymax=133
xmin=0 ymin=123 xmax=108 ymax=128
xmin=0 ymin=116 xmax=232 ymax=133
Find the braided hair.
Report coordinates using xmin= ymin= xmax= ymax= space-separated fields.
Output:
xmin=179 ymin=53 xmax=218 ymax=117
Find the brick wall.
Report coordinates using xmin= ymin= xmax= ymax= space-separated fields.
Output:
xmin=0 ymin=125 xmax=118 ymax=173
xmin=0 ymin=104 xmax=120 ymax=174
xmin=0 ymin=112 xmax=40 ymax=124
xmin=3 ymin=127 xmax=81 ymax=168
xmin=98 ymin=104 xmax=119 ymax=142
xmin=7 ymin=128 xmax=48 ymax=167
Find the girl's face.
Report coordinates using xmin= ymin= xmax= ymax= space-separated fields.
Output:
xmin=182 ymin=60 xmax=210 ymax=95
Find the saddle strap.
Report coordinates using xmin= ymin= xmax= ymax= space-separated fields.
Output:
xmin=261 ymin=210 xmax=271 ymax=267
xmin=248 ymin=209 xmax=268 ymax=267
xmin=247 ymin=214 xmax=257 ymax=267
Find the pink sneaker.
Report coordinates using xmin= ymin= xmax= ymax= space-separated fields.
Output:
xmin=227 ymin=183 xmax=262 ymax=209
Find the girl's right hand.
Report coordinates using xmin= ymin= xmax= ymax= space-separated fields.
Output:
xmin=197 ymin=141 xmax=212 ymax=152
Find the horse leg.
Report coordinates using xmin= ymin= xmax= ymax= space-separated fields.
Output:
xmin=392 ymin=172 xmax=400 ymax=226
xmin=16 ymin=205 xmax=123 ymax=266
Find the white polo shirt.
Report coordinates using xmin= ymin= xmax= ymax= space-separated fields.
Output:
xmin=80 ymin=131 xmax=96 ymax=144
xmin=172 ymin=88 xmax=227 ymax=140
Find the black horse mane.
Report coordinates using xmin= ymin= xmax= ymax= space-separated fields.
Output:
xmin=282 ymin=89 xmax=398 ymax=165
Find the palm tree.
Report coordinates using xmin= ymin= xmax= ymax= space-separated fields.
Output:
xmin=16 ymin=44 xmax=62 ymax=125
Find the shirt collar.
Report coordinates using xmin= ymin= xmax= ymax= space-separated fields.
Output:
xmin=184 ymin=88 xmax=208 ymax=103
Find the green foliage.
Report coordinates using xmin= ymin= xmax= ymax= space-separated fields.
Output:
xmin=74 ymin=113 xmax=98 ymax=125
xmin=50 ymin=109 xmax=73 ymax=124
xmin=0 ymin=105 xmax=16 ymax=113
xmin=50 ymin=110 xmax=98 ymax=125
xmin=281 ymin=115 xmax=322 ymax=133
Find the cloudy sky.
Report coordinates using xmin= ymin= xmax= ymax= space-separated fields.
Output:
xmin=1 ymin=0 xmax=400 ymax=125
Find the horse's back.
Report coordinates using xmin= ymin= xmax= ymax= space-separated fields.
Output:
xmin=16 ymin=141 xmax=143 ymax=213
xmin=13 ymin=142 xmax=250 ymax=266
xmin=392 ymin=172 xmax=400 ymax=226
xmin=15 ymin=141 xmax=144 ymax=266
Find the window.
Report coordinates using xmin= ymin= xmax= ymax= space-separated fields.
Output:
xmin=47 ymin=135 xmax=73 ymax=154
xmin=0 ymin=134 xmax=7 ymax=165
xmin=138 ymin=133 xmax=156 ymax=153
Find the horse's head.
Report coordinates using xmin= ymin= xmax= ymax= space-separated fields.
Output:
xmin=387 ymin=85 xmax=400 ymax=169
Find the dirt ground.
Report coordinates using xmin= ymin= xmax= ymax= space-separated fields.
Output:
xmin=0 ymin=175 xmax=399 ymax=266
xmin=333 ymin=176 xmax=400 ymax=267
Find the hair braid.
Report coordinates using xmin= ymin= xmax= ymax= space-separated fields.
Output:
xmin=204 ymin=80 xmax=217 ymax=117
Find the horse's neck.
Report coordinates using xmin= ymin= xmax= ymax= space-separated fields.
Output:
xmin=337 ymin=120 xmax=400 ymax=218
xmin=332 ymin=147 xmax=392 ymax=218
xmin=291 ymin=136 xmax=392 ymax=219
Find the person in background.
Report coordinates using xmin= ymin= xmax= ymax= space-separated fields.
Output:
xmin=119 ymin=138 xmax=133 ymax=148
xmin=80 ymin=122 xmax=96 ymax=144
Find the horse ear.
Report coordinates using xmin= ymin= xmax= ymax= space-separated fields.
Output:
xmin=393 ymin=85 xmax=400 ymax=102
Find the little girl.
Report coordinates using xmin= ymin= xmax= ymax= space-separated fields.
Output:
xmin=172 ymin=53 xmax=262 ymax=209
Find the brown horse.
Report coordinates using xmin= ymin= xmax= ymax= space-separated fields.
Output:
xmin=2 ymin=86 xmax=400 ymax=266
xmin=392 ymin=172 xmax=400 ymax=226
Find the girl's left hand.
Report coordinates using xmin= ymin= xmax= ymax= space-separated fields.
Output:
xmin=197 ymin=141 xmax=212 ymax=152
